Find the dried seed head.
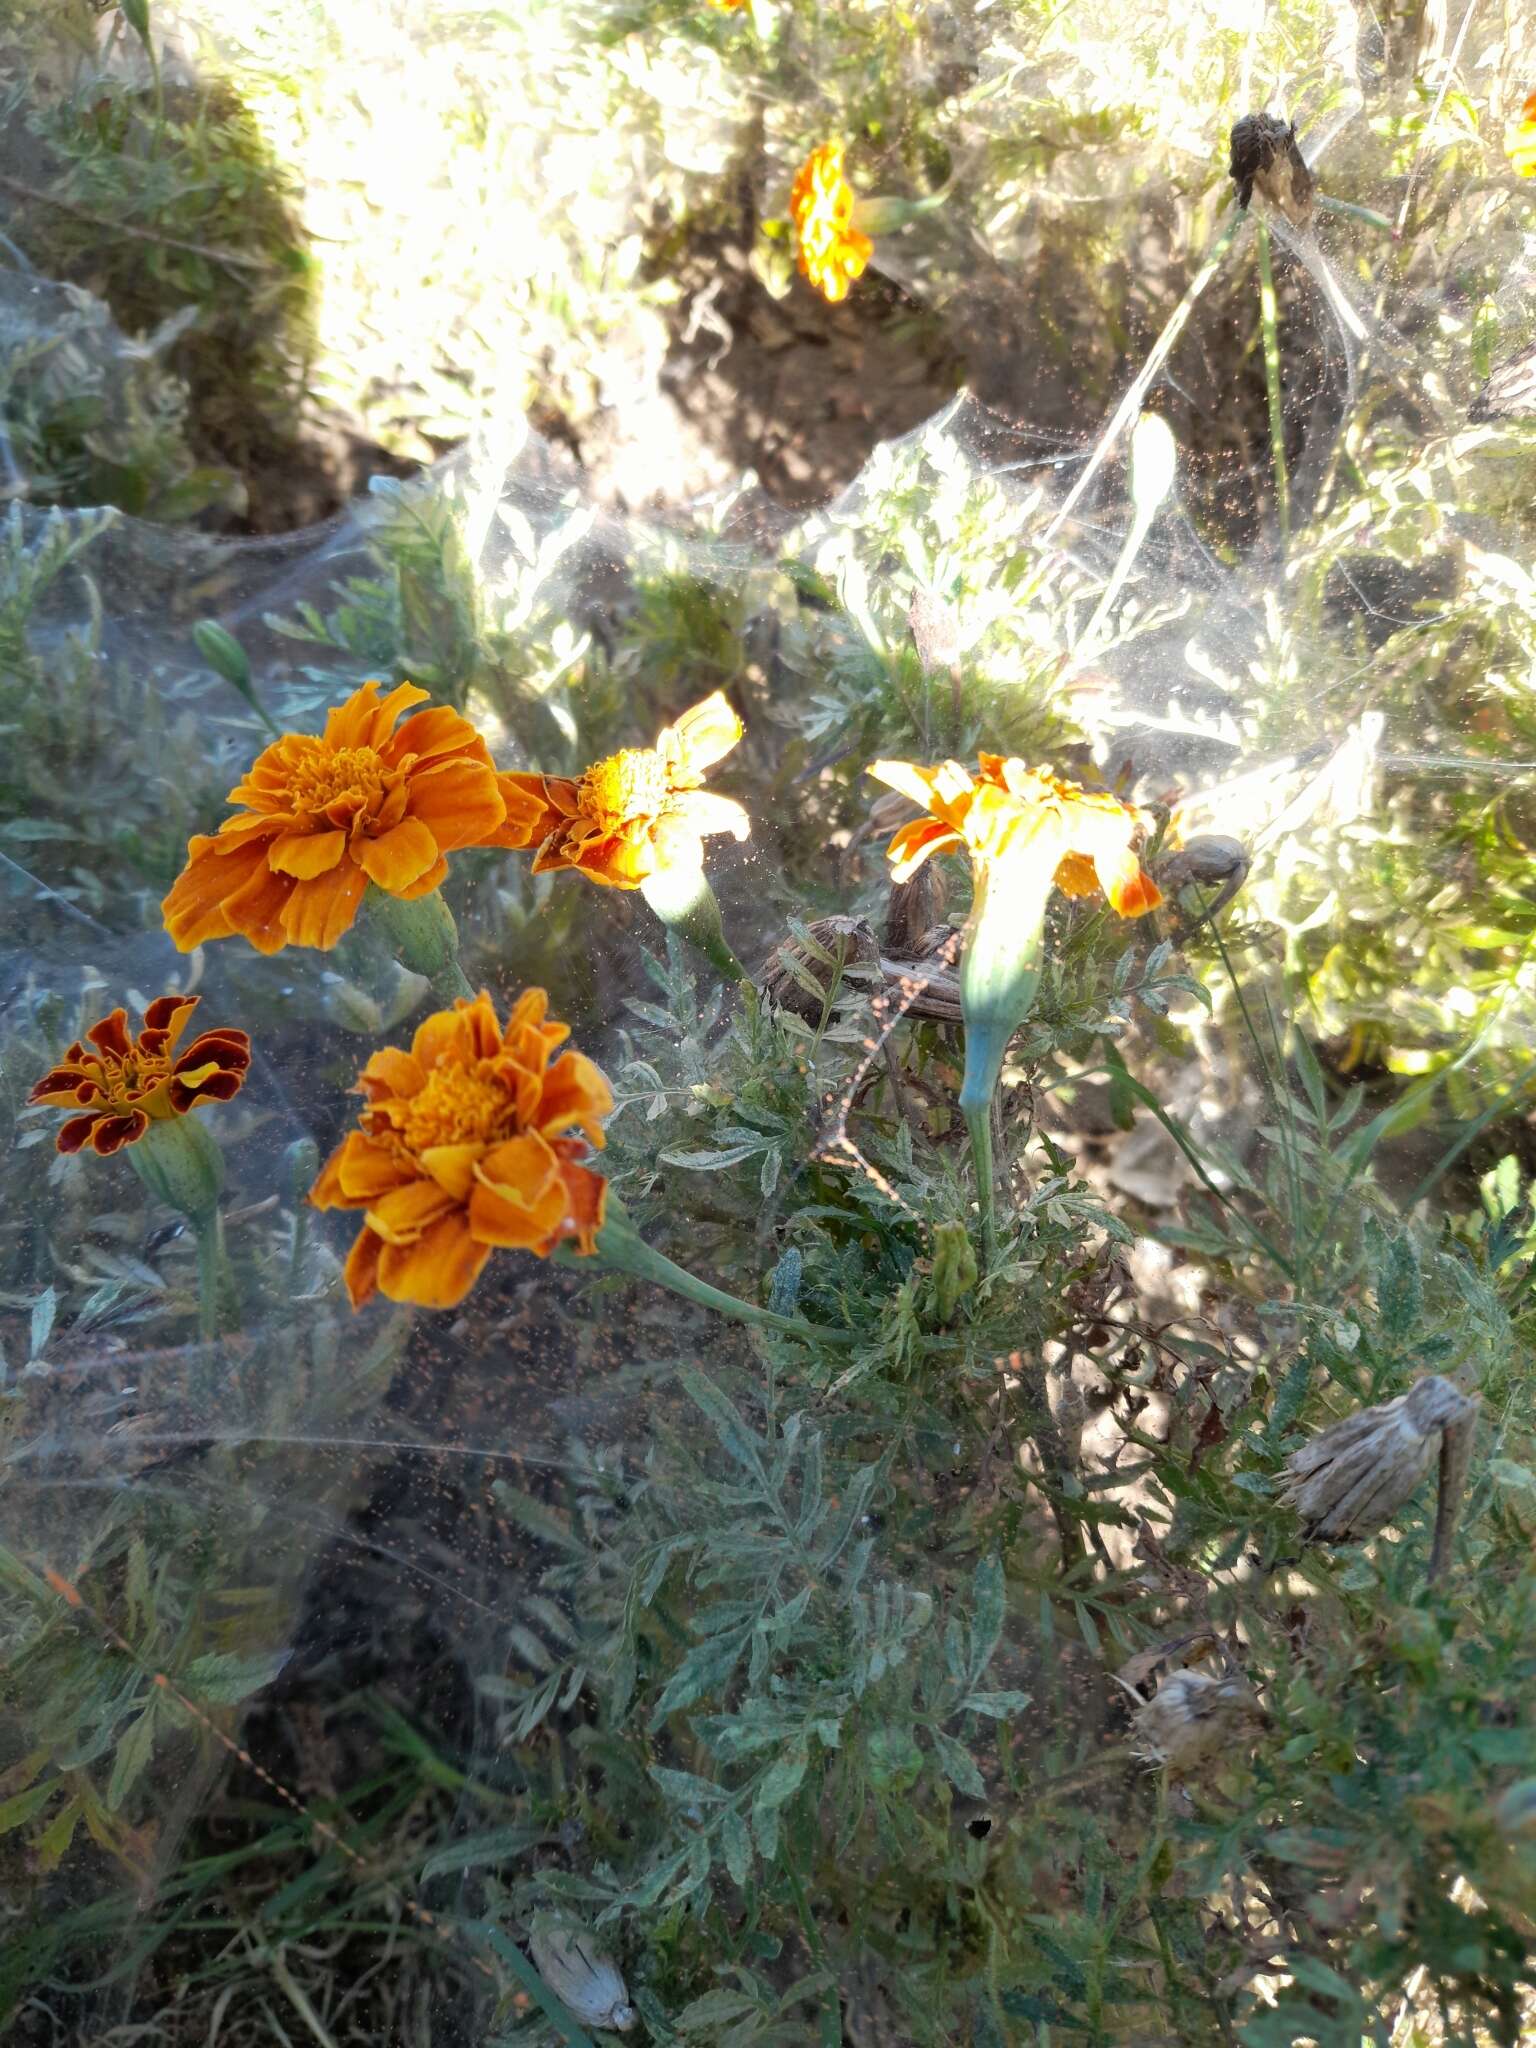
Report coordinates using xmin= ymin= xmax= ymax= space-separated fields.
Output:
xmin=528 ymin=1921 xmax=636 ymax=2031
xmin=883 ymin=855 xmax=947 ymax=956
xmin=1228 ymin=113 xmax=1315 ymax=225
xmin=1131 ymin=1668 xmax=1265 ymax=1772
xmin=1281 ymin=1375 xmax=1478 ymax=1546
xmin=759 ymin=916 xmax=880 ymax=1021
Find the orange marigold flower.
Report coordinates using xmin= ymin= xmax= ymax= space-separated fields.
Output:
xmin=868 ymin=755 xmax=1163 ymax=917
xmin=501 ymin=691 xmax=749 ymax=890
xmin=310 ymin=989 xmax=611 ymax=1311
xmin=161 ymin=681 xmax=543 ymax=956
xmin=1509 ymin=91 xmax=1536 ymax=177
xmin=29 ymin=996 xmax=251 ymax=1157
xmin=789 ymin=143 xmax=873 ymax=305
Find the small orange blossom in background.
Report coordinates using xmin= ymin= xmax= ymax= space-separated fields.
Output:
xmin=869 ymin=755 xmax=1163 ymax=917
xmin=29 ymin=996 xmax=251 ymax=1156
xmin=502 ymin=691 xmax=749 ymax=889
xmin=789 ymin=143 xmax=873 ymax=304
xmin=1508 ymin=92 xmax=1536 ymax=176
xmin=310 ymin=988 xmax=612 ymax=1311
xmin=162 ymin=680 xmax=543 ymax=955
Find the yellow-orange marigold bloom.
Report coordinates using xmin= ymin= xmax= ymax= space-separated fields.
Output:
xmin=789 ymin=143 xmax=872 ymax=305
xmin=310 ymin=989 xmax=611 ymax=1311
xmin=161 ymin=681 xmax=543 ymax=956
xmin=1509 ymin=92 xmax=1536 ymax=176
xmin=869 ymin=755 xmax=1163 ymax=917
xmin=501 ymin=691 xmax=749 ymax=890
xmin=29 ymin=996 xmax=251 ymax=1156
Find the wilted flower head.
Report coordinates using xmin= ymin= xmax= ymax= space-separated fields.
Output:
xmin=310 ymin=989 xmax=611 ymax=1311
xmin=1228 ymin=112 xmax=1314 ymax=223
xmin=789 ymin=142 xmax=873 ymax=304
xmin=30 ymin=996 xmax=250 ymax=1156
xmin=1281 ymin=1374 xmax=1478 ymax=1545
xmin=868 ymin=756 xmax=1163 ymax=917
xmin=528 ymin=1922 xmax=635 ymax=2032
xmin=500 ymin=692 xmax=749 ymax=890
xmin=1130 ymin=1668 xmax=1265 ymax=1773
xmin=162 ymin=681 xmax=541 ymax=955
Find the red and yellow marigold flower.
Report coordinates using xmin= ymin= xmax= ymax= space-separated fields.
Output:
xmin=310 ymin=989 xmax=611 ymax=1311
xmin=29 ymin=996 xmax=251 ymax=1156
xmin=789 ymin=143 xmax=873 ymax=305
xmin=1508 ymin=92 xmax=1536 ymax=177
xmin=161 ymin=681 xmax=543 ymax=956
xmin=868 ymin=756 xmax=1161 ymax=1260
xmin=870 ymin=755 xmax=1163 ymax=918
xmin=502 ymin=691 xmax=749 ymax=891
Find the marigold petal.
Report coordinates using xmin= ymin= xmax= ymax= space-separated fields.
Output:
xmin=393 ymin=854 xmax=451 ymax=902
xmin=557 ymin=1160 xmax=607 ymax=1254
xmin=358 ymin=1047 xmax=427 ymax=1103
xmin=885 ymin=817 xmax=959 ymax=882
xmin=91 ymin=1110 xmax=148 ymax=1155
xmin=56 ymin=1112 xmax=102 ymax=1154
xmin=1054 ymin=851 xmax=1100 ymax=899
xmin=163 ymin=836 xmax=276 ymax=951
xmin=565 ymin=827 xmax=654 ymax=888
xmin=1098 ymin=853 xmax=1163 ymax=917
xmin=356 ymin=817 xmax=441 ymax=894
xmin=468 ymin=1135 xmax=568 ymax=1249
xmin=385 ymin=704 xmax=488 ymax=768
xmin=868 ymin=758 xmax=941 ymax=809
xmin=279 ymin=860 xmax=368 ymax=950
xmin=342 ymin=1224 xmax=384 ymax=1308
xmin=30 ymin=1072 xmax=94 ymax=1108
xmin=417 ymin=1143 xmax=485 ymax=1201
xmin=664 ymin=691 xmax=744 ymax=774
xmin=142 ymin=995 xmax=198 ymax=1049
xmin=86 ymin=1009 xmax=133 ymax=1059
xmin=365 ymin=1176 xmax=459 ymax=1247
xmin=536 ymin=1050 xmax=614 ymax=1146
xmin=324 ymin=680 xmax=429 ymax=752
xmin=376 ymin=1212 xmax=491 ymax=1308
xmin=403 ymin=757 xmax=507 ymax=852
xmin=409 ymin=1006 xmax=470 ymax=1073
xmin=672 ymin=790 xmax=751 ymax=843
xmin=268 ymin=829 xmax=347 ymax=879
xmin=479 ymin=772 xmax=549 ymax=850
xmin=312 ymin=1130 xmax=414 ymax=1208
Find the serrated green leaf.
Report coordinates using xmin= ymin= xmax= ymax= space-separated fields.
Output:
xmin=107 ymin=1706 xmax=157 ymax=1811
xmin=180 ymin=1649 xmax=289 ymax=1705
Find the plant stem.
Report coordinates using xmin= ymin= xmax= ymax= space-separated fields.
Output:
xmin=1255 ymin=221 xmax=1290 ymax=543
xmin=964 ymin=1095 xmax=997 ymax=1273
xmin=1043 ymin=206 xmax=1246 ymax=544
xmin=576 ymin=1205 xmax=856 ymax=1346
xmin=193 ymin=1207 xmax=237 ymax=1342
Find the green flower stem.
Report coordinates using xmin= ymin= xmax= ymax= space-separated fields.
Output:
xmin=1255 ymin=220 xmax=1290 ymax=544
xmin=562 ymin=1202 xmax=855 ymax=1346
xmin=367 ymin=885 xmax=476 ymax=1004
xmin=130 ymin=1115 xmax=237 ymax=1339
xmin=639 ymin=864 xmax=745 ymax=984
xmin=1315 ymin=193 xmax=1396 ymax=235
xmin=956 ymin=860 xmax=1052 ymax=1269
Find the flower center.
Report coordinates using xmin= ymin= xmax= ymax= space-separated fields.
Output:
xmin=92 ymin=1047 xmax=171 ymax=1111
xmin=580 ymin=747 xmax=672 ymax=830
xmin=284 ymin=740 xmax=390 ymax=816
xmin=401 ymin=1061 xmax=516 ymax=1154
